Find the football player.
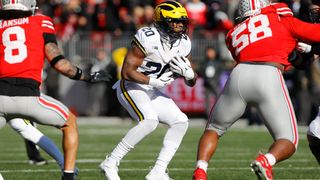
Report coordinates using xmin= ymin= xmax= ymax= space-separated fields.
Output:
xmin=192 ymin=0 xmax=320 ymax=180
xmin=295 ymin=1 xmax=320 ymax=165
xmin=100 ymin=1 xmax=197 ymax=180
xmin=0 ymin=0 xmax=111 ymax=180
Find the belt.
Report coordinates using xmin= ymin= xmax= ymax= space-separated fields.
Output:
xmin=240 ymin=61 xmax=284 ymax=72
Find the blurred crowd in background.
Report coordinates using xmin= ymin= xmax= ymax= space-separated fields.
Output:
xmin=37 ymin=0 xmax=320 ymax=126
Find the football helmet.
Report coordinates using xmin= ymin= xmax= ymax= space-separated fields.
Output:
xmin=154 ymin=1 xmax=189 ymax=39
xmin=1 ymin=0 xmax=37 ymax=13
xmin=238 ymin=0 xmax=270 ymax=19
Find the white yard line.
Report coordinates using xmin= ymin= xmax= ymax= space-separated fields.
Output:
xmin=0 ymin=158 xmax=317 ymax=164
xmin=1 ymin=166 xmax=319 ymax=173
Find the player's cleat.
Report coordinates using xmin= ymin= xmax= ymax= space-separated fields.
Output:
xmin=250 ymin=154 xmax=273 ymax=180
xmin=28 ymin=157 xmax=48 ymax=165
xmin=193 ymin=168 xmax=207 ymax=180
xmin=61 ymin=172 xmax=75 ymax=180
xmin=145 ymin=168 xmax=170 ymax=180
xmin=99 ymin=158 xmax=120 ymax=180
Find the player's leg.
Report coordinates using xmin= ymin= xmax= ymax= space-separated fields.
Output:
xmin=145 ymin=92 xmax=189 ymax=179
xmin=30 ymin=94 xmax=79 ymax=180
xmin=60 ymin=112 xmax=78 ymax=179
xmin=8 ymin=118 xmax=64 ymax=168
xmin=253 ymin=68 xmax=298 ymax=180
xmin=100 ymin=80 xmax=158 ymax=180
xmin=193 ymin=65 xmax=247 ymax=180
xmin=307 ymin=114 xmax=320 ymax=164
xmin=24 ymin=121 xmax=47 ymax=165
xmin=24 ymin=139 xmax=47 ymax=165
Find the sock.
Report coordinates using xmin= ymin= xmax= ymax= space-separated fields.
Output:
xmin=37 ymin=136 xmax=64 ymax=169
xmin=196 ymin=160 xmax=208 ymax=172
xmin=109 ymin=139 xmax=133 ymax=165
xmin=265 ymin=153 xmax=276 ymax=166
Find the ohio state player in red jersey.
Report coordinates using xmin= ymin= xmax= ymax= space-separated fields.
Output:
xmin=0 ymin=0 xmax=111 ymax=180
xmin=193 ymin=1 xmax=320 ymax=180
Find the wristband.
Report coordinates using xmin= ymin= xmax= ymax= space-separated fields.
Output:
xmin=50 ymin=55 xmax=65 ymax=67
xmin=70 ymin=67 xmax=82 ymax=80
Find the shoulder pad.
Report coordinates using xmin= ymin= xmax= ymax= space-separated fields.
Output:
xmin=271 ymin=3 xmax=293 ymax=17
xmin=133 ymin=27 xmax=160 ymax=56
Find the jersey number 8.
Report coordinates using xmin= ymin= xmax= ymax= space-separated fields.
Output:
xmin=2 ymin=26 xmax=28 ymax=64
xmin=231 ymin=14 xmax=272 ymax=55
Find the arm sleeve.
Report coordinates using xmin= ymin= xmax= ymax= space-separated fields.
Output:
xmin=39 ymin=15 xmax=56 ymax=34
xmin=288 ymin=18 xmax=320 ymax=42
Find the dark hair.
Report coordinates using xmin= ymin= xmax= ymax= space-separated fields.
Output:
xmin=0 ymin=10 xmax=32 ymax=20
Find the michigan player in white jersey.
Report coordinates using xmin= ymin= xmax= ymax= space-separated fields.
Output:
xmin=100 ymin=1 xmax=197 ymax=180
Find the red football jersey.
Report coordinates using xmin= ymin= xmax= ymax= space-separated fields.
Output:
xmin=0 ymin=15 xmax=55 ymax=83
xmin=226 ymin=3 xmax=320 ymax=68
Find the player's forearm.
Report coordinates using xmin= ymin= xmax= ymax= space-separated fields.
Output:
xmin=53 ymin=60 xmax=89 ymax=81
xmin=45 ymin=42 xmax=89 ymax=81
xmin=121 ymin=69 xmax=149 ymax=84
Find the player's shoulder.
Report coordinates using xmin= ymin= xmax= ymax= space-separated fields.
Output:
xmin=31 ymin=14 xmax=54 ymax=22
xmin=30 ymin=14 xmax=55 ymax=32
xmin=135 ymin=26 xmax=160 ymax=40
xmin=262 ymin=3 xmax=293 ymax=17
xmin=180 ymin=34 xmax=192 ymax=48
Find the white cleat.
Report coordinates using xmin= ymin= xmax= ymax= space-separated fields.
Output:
xmin=145 ymin=169 xmax=170 ymax=180
xmin=99 ymin=159 xmax=120 ymax=180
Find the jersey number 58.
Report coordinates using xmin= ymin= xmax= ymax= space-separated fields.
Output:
xmin=231 ymin=14 xmax=272 ymax=55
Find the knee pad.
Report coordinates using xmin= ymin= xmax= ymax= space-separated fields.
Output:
xmin=206 ymin=123 xmax=226 ymax=137
xmin=168 ymin=113 xmax=189 ymax=126
xmin=8 ymin=118 xmax=43 ymax=143
xmin=140 ymin=118 xmax=159 ymax=134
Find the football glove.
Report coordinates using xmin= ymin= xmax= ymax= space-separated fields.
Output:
xmin=169 ymin=56 xmax=195 ymax=80
xmin=289 ymin=50 xmax=314 ymax=70
xmin=297 ymin=42 xmax=312 ymax=53
xmin=148 ymin=71 xmax=175 ymax=88
xmin=86 ymin=70 xmax=112 ymax=83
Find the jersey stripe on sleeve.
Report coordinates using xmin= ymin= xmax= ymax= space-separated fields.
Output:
xmin=132 ymin=37 xmax=147 ymax=56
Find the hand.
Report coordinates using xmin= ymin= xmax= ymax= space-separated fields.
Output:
xmin=169 ymin=56 xmax=195 ymax=80
xmin=86 ymin=70 xmax=112 ymax=83
xmin=297 ymin=42 xmax=311 ymax=53
xmin=148 ymin=71 xmax=175 ymax=88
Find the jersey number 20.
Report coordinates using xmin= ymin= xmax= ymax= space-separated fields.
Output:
xmin=231 ymin=14 xmax=272 ymax=55
xmin=2 ymin=26 xmax=28 ymax=64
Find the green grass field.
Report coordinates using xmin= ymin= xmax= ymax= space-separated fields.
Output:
xmin=0 ymin=119 xmax=319 ymax=180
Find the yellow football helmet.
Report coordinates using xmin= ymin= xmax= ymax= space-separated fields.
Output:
xmin=154 ymin=1 xmax=189 ymax=38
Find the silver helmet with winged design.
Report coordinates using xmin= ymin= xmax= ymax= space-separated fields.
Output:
xmin=1 ymin=0 xmax=37 ymax=14
xmin=238 ymin=0 xmax=270 ymax=19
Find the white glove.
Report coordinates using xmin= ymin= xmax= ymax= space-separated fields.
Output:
xmin=148 ymin=71 xmax=175 ymax=88
xmin=169 ymin=56 xmax=195 ymax=80
xmin=297 ymin=42 xmax=312 ymax=53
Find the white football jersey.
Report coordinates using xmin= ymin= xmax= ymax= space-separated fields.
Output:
xmin=133 ymin=26 xmax=191 ymax=79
